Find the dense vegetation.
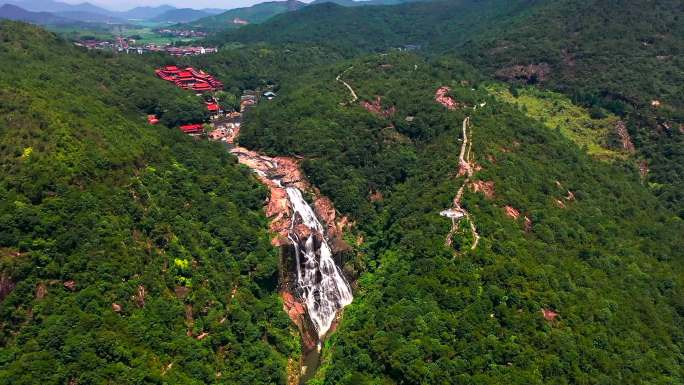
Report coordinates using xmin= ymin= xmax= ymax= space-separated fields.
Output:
xmin=225 ymin=0 xmax=536 ymax=54
xmin=184 ymin=0 xmax=305 ymax=32
xmin=1 ymin=0 xmax=683 ymax=382
xmin=226 ymin=0 xmax=684 ymax=215
xmin=0 ymin=22 xmax=297 ymax=385
xmin=238 ymin=52 xmax=684 ymax=384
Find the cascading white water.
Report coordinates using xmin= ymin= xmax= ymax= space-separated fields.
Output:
xmin=286 ymin=187 xmax=353 ymax=337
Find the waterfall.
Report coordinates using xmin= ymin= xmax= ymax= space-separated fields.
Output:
xmin=286 ymin=187 xmax=353 ymax=337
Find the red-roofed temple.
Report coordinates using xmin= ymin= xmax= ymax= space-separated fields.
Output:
xmin=155 ymin=66 xmax=223 ymax=92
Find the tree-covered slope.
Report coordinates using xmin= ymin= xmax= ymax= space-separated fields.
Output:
xmin=226 ymin=0 xmax=683 ymax=215
xmin=458 ymin=0 xmax=684 ymax=216
xmin=184 ymin=0 xmax=305 ymax=32
xmin=225 ymin=0 xmax=537 ymax=53
xmin=0 ymin=21 xmax=297 ymax=385
xmin=238 ymin=52 xmax=684 ymax=384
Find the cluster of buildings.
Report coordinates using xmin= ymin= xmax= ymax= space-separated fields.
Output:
xmin=164 ymin=46 xmax=219 ymax=56
xmin=154 ymin=29 xmax=208 ymax=38
xmin=239 ymin=90 xmax=276 ymax=112
xmin=75 ymin=38 xmax=218 ymax=56
xmin=155 ymin=66 xmax=224 ymax=93
xmin=149 ymin=65 xmax=278 ymax=139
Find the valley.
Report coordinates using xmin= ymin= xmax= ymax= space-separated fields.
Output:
xmin=0 ymin=0 xmax=682 ymax=384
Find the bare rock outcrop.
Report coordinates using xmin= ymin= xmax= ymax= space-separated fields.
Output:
xmin=0 ymin=273 xmax=15 ymax=302
xmin=35 ymin=282 xmax=47 ymax=300
xmin=615 ymin=120 xmax=635 ymax=152
xmin=541 ymin=308 xmax=559 ymax=321
xmin=134 ymin=285 xmax=146 ymax=308
xmin=63 ymin=280 xmax=77 ymax=291
xmin=360 ymin=96 xmax=396 ymax=118
xmin=470 ymin=180 xmax=495 ymax=199
xmin=282 ymin=291 xmax=318 ymax=351
xmin=639 ymin=161 xmax=649 ymax=178
xmin=524 ymin=216 xmax=533 ymax=232
xmin=495 ymin=63 xmax=551 ymax=84
xmin=435 ymin=87 xmax=460 ymax=110
xmin=504 ymin=206 xmax=520 ymax=220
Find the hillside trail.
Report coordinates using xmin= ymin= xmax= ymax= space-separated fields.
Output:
xmin=336 ymin=66 xmax=358 ymax=103
xmin=440 ymin=115 xmax=481 ymax=252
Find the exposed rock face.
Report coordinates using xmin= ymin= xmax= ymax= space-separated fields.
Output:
xmin=524 ymin=216 xmax=533 ymax=232
xmin=360 ymin=96 xmax=396 ymax=118
xmin=293 ymin=223 xmax=314 ymax=240
xmin=35 ymin=282 xmax=47 ymax=300
xmin=457 ymin=159 xmax=471 ymax=177
xmin=313 ymin=195 xmax=350 ymax=241
xmin=542 ymin=308 xmax=559 ymax=321
xmin=230 ymin=147 xmax=351 ymax=251
xmin=185 ymin=303 xmax=194 ymax=336
xmin=175 ymin=285 xmax=190 ymax=299
xmin=639 ymin=161 xmax=649 ymax=178
xmin=470 ymin=180 xmax=495 ymax=199
xmin=615 ymin=120 xmax=635 ymax=152
xmin=0 ymin=273 xmax=15 ymax=302
xmin=63 ymin=280 xmax=76 ymax=291
xmin=273 ymin=157 xmax=306 ymax=189
xmin=504 ymin=206 xmax=520 ymax=219
xmin=369 ymin=189 xmax=384 ymax=202
xmin=495 ymin=63 xmax=551 ymax=84
xmin=282 ymin=291 xmax=318 ymax=351
xmin=565 ymin=191 xmax=575 ymax=201
xmin=134 ymin=285 xmax=146 ymax=308
xmin=435 ymin=86 xmax=460 ymax=110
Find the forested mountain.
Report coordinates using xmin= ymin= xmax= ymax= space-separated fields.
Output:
xmin=150 ymin=8 xmax=212 ymax=23
xmin=0 ymin=21 xmax=297 ymax=384
xmin=0 ymin=4 xmax=73 ymax=24
xmin=237 ymin=50 xmax=683 ymax=385
xmin=0 ymin=1 xmax=227 ymax=23
xmin=310 ymin=0 xmax=422 ymax=6
xmin=185 ymin=0 xmax=305 ymax=31
xmin=118 ymin=5 xmax=176 ymax=20
xmin=0 ymin=0 xmax=683 ymax=383
xmin=226 ymin=0 xmax=683 ymax=214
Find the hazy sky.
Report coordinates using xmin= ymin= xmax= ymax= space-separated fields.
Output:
xmin=61 ymin=0 xmax=313 ymax=11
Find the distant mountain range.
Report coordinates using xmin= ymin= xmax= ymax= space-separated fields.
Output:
xmin=183 ymin=0 xmax=305 ymax=31
xmin=150 ymin=8 xmax=213 ymax=23
xmin=0 ymin=0 xmax=423 ymax=29
xmin=185 ymin=0 xmax=422 ymax=31
xmin=0 ymin=0 xmax=226 ymax=24
xmin=0 ymin=3 xmax=73 ymax=24
xmin=310 ymin=0 xmax=422 ymax=5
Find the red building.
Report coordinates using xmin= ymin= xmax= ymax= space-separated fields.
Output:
xmin=206 ymin=102 xmax=220 ymax=113
xmin=179 ymin=124 xmax=204 ymax=134
xmin=155 ymin=66 xmax=223 ymax=92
